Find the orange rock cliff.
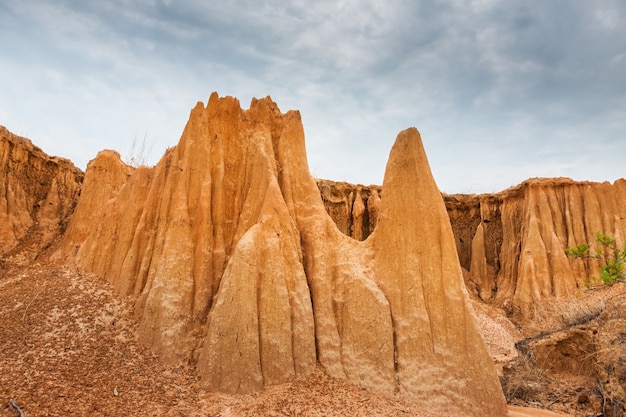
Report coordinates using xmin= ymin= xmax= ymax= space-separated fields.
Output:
xmin=319 ymin=178 xmax=626 ymax=313
xmin=0 ymin=126 xmax=83 ymax=270
xmin=56 ymin=93 xmax=507 ymax=416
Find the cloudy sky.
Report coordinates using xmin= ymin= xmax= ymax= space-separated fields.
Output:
xmin=1 ymin=0 xmax=625 ymax=193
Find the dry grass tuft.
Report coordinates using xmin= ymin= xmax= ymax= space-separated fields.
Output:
xmin=501 ymin=353 xmax=549 ymax=403
xmin=520 ymin=295 xmax=606 ymax=337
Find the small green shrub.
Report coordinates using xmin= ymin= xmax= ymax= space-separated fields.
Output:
xmin=566 ymin=232 xmax=626 ymax=286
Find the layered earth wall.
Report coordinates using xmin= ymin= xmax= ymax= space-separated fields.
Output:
xmin=319 ymin=178 xmax=626 ymax=311
xmin=0 ymin=126 xmax=83 ymax=270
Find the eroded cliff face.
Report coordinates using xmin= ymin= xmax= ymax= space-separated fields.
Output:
xmin=317 ymin=180 xmax=381 ymax=241
xmin=60 ymin=93 xmax=507 ymax=416
xmin=495 ymin=179 xmax=626 ymax=307
xmin=446 ymin=178 xmax=626 ymax=315
xmin=319 ymin=178 xmax=626 ymax=313
xmin=0 ymin=126 xmax=83 ymax=270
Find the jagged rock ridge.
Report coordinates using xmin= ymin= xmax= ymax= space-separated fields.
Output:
xmin=59 ymin=93 xmax=507 ymax=416
xmin=0 ymin=126 xmax=83 ymax=271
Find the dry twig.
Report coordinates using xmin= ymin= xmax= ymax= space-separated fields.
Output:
xmin=20 ymin=287 xmax=44 ymax=321
xmin=9 ymin=399 xmax=25 ymax=417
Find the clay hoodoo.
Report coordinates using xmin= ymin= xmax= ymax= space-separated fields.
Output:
xmin=0 ymin=126 xmax=83 ymax=269
xmin=371 ymin=128 xmax=507 ymax=413
xmin=61 ymin=93 xmax=507 ymax=416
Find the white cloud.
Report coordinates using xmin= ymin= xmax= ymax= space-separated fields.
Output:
xmin=0 ymin=0 xmax=625 ymax=192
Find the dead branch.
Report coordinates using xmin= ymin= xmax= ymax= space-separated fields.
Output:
xmin=9 ymin=399 xmax=25 ymax=417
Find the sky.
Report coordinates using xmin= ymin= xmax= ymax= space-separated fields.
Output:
xmin=1 ymin=0 xmax=625 ymax=194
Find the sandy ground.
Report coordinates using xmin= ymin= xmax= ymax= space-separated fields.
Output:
xmin=1 ymin=257 xmax=572 ymax=417
xmin=508 ymin=406 xmax=573 ymax=417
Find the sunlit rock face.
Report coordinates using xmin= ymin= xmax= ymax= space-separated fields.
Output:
xmin=61 ymin=93 xmax=507 ymax=416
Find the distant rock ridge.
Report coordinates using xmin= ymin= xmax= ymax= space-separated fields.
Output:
xmin=319 ymin=177 xmax=626 ymax=313
xmin=58 ymin=93 xmax=508 ymax=416
xmin=0 ymin=125 xmax=83 ymax=271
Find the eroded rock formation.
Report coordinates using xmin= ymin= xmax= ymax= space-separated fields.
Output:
xmin=60 ymin=93 xmax=507 ymax=416
xmin=319 ymin=178 xmax=626 ymax=314
xmin=317 ymin=180 xmax=381 ymax=241
xmin=446 ymin=179 xmax=626 ymax=315
xmin=0 ymin=126 xmax=83 ymax=270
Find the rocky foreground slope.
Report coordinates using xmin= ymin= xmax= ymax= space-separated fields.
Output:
xmin=1 ymin=93 xmax=624 ymax=416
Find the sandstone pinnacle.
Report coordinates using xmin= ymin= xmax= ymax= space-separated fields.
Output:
xmin=59 ymin=94 xmax=508 ymax=416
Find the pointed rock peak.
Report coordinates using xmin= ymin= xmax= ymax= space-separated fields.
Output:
xmin=85 ymin=150 xmax=134 ymax=187
xmin=192 ymin=92 xmax=292 ymax=127
xmin=206 ymin=91 xmax=241 ymax=115
xmin=205 ymin=92 xmax=285 ymax=114
xmin=61 ymin=149 xmax=133 ymax=247
xmin=382 ymin=127 xmax=437 ymax=195
xmin=206 ymin=91 xmax=220 ymax=109
xmin=373 ymin=126 xmax=508 ymax=416
xmin=89 ymin=149 xmax=125 ymax=167
xmin=376 ymin=127 xmax=442 ymax=239
xmin=249 ymin=95 xmax=280 ymax=112
xmin=191 ymin=100 xmax=205 ymax=113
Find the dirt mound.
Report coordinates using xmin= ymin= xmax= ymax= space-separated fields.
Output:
xmin=501 ymin=283 xmax=626 ymax=417
xmin=0 ymin=255 xmax=454 ymax=417
xmin=1 ymin=253 xmax=575 ymax=417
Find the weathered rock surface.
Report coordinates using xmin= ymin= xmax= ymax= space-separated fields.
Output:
xmin=317 ymin=180 xmax=381 ymax=241
xmin=451 ymin=179 xmax=626 ymax=314
xmin=0 ymin=126 xmax=83 ymax=270
xmin=59 ymin=93 xmax=507 ymax=415
xmin=320 ymin=178 xmax=626 ymax=312
xmin=371 ymin=128 xmax=506 ymax=413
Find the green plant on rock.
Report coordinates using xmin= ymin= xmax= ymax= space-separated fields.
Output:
xmin=566 ymin=232 xmax=626 ymax=286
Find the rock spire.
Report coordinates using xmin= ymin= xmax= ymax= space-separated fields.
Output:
xmin=61 ymin=93 xmax=507 ymax=416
